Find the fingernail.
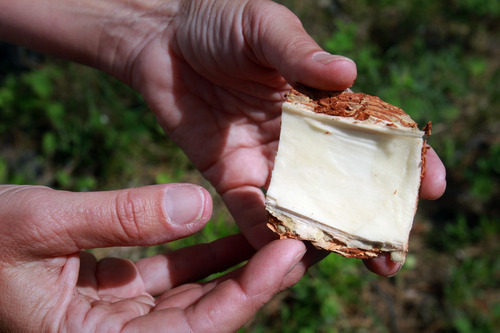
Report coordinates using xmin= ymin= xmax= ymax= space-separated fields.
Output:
xmin=287 ymin=249 xmax=307 ymax=275
xmin=312 ymin=51 xmax=354 ymax=65
xmin=387 ymin=264 xmax=403 ymax=278
xmin=164 ymin=185 xmax=206 ymax=225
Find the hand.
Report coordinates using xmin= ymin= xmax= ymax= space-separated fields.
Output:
xmin=120 ymin=0 xmax=447 ymax=275
xmin=0 ymin=184 xmax=306 ymax=332
xmin=0 ymin=0 xmax=446 ymax=278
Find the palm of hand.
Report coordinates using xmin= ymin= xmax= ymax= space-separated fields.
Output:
xmin=5 ymin=234 xmax=301 ymax=332
xmin=126 ymin=0 xmax=444 ymax=275
xmin=133 ymin=0 xmax=311 ymax=248
xmin=62 ymin=243 xmax=252 ymax=332
xmin=132 ymin=0 xmax=444 ymax=251
xmin=0 ymin=183 xmax=307 ymax=332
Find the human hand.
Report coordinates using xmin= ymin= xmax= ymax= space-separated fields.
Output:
xmin=0 ymin=0 xmax=446 ymax=276
xmin=119 ymin=0 xmax=446 ymax=276
xmin=0 ymin=184 xmax=306 ymax=332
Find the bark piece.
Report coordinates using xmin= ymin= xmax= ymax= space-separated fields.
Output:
xmin=265 ymin=86 xmax=429 ymax=263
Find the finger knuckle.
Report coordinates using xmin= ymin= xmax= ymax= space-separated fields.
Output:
xmin=114 ymin=189 xmax=145 ymax=240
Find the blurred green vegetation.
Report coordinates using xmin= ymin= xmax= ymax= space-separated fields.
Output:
xmin=1 ymin=0 xmax=499 ymax=332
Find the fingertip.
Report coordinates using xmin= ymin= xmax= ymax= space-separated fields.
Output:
xmin=332 ymin=57 xmax=358 ymax=89
xmin=363 ymin=253 xmax=402 ymax=277
xmin=199 ymin=186 xmax=214 ymax=222
xmin=420 ymin=147 xmax=447 ymax=200
xmin=242 ymin=238 xmax=306 ymax=285
xmin=282 ymin=243 xmax=328 ymax=289
xmin=290 ymin=52 xmax=358 ymax=91
xmin=310 ymin=52 xmax=357 ymax=89
xmin=230 ymin=238 xmax=307 ymax=305
xmin=163 ymin=184 xmax=213 ymax=226
xmin=267 ymin=238 xmax=307 ymax=266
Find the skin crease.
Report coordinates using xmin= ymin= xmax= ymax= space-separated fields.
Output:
xmin=0 ymin=0 xmax=447 ymax=331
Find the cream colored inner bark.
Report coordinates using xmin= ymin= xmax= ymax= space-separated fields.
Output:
xmin=266 ymin=103 xmax=424 ymax=247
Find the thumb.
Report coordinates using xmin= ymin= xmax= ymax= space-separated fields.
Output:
xmin=251 ymin=2 xmax=357 ymax=90
xmin=0 ymin=184 xmax=212 ymax=257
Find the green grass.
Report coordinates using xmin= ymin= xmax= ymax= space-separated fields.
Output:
xmin=2 ymin=0 xmax=500 ymax=331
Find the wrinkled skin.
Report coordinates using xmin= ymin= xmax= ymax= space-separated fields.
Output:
xmin=0 ymin=0 xmax=447 ymax=331
xmin=127 ymin=0 xmax=445 ymax=270
xmin=0 ymin=184 xmax=308 ymax=332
